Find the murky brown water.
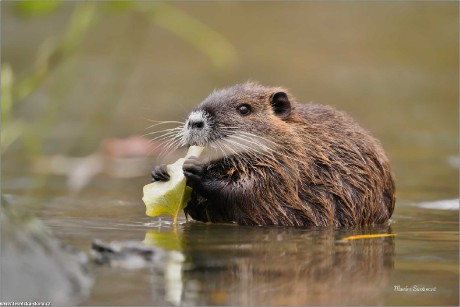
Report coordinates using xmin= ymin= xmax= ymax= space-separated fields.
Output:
xmin=3 ymin=189 xmax=458 ymax=306
xmin=2 ymin=2 xmax=458 ymax=306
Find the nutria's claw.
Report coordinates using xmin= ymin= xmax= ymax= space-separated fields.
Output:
xmin=151 ymin=164 xmax=170 ymax=182
xmin=183 ymin=156 xmax=204 ymax=187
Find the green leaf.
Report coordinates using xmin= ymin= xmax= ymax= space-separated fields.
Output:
xmin=14 ymin=1 xmax=61 ymax=18
xmin=142 ymin=146 xmax=204 ymax=224
xmin=1 ymin=120 xmax=25 ymax=154
xmin=105 ymin=1 xmax=133 ymax=12
xmin=1 ymin=64 xmax=14 ymax=121
xmin=146 ymin=3 xmax=237 ymax=71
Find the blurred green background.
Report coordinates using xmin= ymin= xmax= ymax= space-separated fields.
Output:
xmin=2 ymin=1 xmax=458 ymax=201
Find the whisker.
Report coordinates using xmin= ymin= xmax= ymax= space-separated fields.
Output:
xmin=158 ymin=138 xmax=183 ymax=161
xmin=145 ymin=132 xmax=183 ymax=158
xmin=230 ymin=133 xmax=304 ymax=165
xmin=216 ymin=137 xmax=254 ymax=163
xmin=209 ymin=142 xmax=223 ymax=161
xmin=218 ymin=128 xmax=289 ymax=153
xmin=219 ymin=141 xmax=241 ymax=171
xmin=221 ymin=140 xmax=248 ymax=163
xmin=147 ymin=130 xmax=183 ymax=143
xmin=238 ymin=131 xmax=289 ymax=151
xmin=143 ymin=126 xmax=184 ymax=138
xmin=228 ymin=135 xmax=274 ymax=155
xmin=144 ymin=121 xmax=185 ymax=130
xmin=225 ymin=137 xmax=278 ymax=167
xmin=142 ymin=120 xmax=187 ymax=161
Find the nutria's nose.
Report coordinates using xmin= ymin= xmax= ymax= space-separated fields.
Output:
xmin=188 ymin=119 xmax=204 ymax=130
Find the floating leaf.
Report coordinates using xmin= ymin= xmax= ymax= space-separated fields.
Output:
xmin=341 ymin=234 xmax=396 ymax=241
xmin=142 ymin=146 xmax=204 ymax=224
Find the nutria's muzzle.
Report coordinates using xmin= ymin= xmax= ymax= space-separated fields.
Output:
xmin=182 ymin=110 xmax=212 ymax=147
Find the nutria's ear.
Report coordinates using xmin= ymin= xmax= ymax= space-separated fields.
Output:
xmin=270 ymin=91 xmax=291 ymax=117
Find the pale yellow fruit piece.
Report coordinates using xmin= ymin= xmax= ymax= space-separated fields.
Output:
xmin=142 ymin=146 xmax=204 ymax=224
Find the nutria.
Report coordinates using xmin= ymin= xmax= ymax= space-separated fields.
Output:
xmin=151 ymin=82 xmax=395 ymax=226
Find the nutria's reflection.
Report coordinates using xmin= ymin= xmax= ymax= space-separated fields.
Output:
xmin=179 ymin=222 xmax=395 ymax=306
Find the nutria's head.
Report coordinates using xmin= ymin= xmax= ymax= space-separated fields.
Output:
xmin=182 ymin=82 xmax=296 ymax=152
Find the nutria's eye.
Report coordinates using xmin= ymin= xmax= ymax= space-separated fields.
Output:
xmin=237 ymin=104 xmax=251 ymax=116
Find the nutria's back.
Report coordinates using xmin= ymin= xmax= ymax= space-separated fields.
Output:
xmin=290 ymin=103 xmax=395 ymax=226
xmin=155 ymin=82 xmax=395 ymax=226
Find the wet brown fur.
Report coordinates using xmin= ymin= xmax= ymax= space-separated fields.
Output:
xmin=183 ymin=82 xmax=395 ymax=227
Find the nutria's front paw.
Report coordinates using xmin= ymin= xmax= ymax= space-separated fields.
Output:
xmin=183 ymin=156 xmax=204 ymax=188
xmin=151 ymin=164 xmax=170 ymax=182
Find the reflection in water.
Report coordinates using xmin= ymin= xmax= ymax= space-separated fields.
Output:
xmin=144 ymin=227 xmax=183 ymax=252
xmin=143 ymin=228 xmax=185 ymax=305
xmin=144 ymin=222 xmax=395 ymax=306
xmin=145 ymin=248 xmax=185 ymax=306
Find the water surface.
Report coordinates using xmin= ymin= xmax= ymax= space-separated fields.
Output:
xmin=3 ymin=186 xmax=457 ymax=306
